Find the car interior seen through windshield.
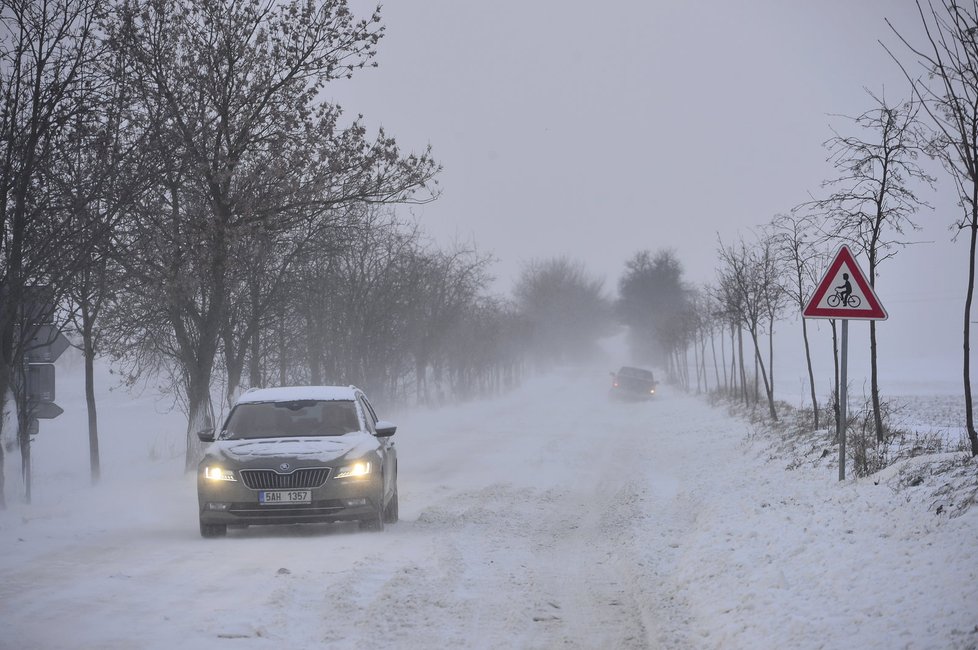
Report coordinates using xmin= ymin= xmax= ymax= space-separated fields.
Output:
xmin=223 ymin=400 xmax=361 ymax=439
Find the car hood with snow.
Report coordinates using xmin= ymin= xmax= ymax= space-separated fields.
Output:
xmin=203 ymin=431 xmax=382 ymax=467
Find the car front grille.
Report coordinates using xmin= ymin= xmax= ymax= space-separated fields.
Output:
xmin=240 ymin=467 xmax=330 ymax=490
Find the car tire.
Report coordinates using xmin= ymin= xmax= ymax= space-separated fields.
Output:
xmin=200 ymin=520 xmax=227 ymax=538
xmin=359 ymin=484 xmax=386 ymax=532
xmin=383 ymin=485 xmax=399 ymax=524
xmin=358 ymin=508 xmax=384 ymax=532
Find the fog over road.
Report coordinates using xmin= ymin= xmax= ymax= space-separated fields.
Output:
xmin=1 ymin=368 xmax=973 ymax=649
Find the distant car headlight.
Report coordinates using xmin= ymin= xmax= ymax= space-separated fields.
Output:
xmin=335 ymin=461 xmax=371 ymax=478
xmin=203 ymin=466 xmax=237 ymax=481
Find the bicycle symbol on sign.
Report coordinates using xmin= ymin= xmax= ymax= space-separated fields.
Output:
xmin=826 ymin=272 xmax=861 ymax=308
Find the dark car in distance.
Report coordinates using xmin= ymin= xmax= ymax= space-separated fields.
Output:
xmin=610 ymin=366 xmax=657 ymax=400
xmin=196 ymin=385 xmax=398 ymax=537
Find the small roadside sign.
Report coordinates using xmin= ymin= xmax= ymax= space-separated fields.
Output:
xmin=803 ymin=245 xmax=887 ymax=321
xmin=30 ymin=402 xmax=64 ymax=420
xmin=26 ymin=363 xmax=55 ymax=402
xmin=25 ymin=324 xmax=71 ymax=363
xmin=802 ymin=244 xmax=888 ymax=482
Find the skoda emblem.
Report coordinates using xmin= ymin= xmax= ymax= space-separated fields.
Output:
xmin=279 ymin=463 xmax=291 ymax=471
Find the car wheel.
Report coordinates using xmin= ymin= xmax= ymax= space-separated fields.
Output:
xmin=359 ymin=484 xmax=386 ymax=532
xmin=359 ymin=508 xmax=385 ymax=532
xmin=383 ymin=485 xmax=399 ymax=524
xmin=200 ymin=520 xmax=227 ymax=538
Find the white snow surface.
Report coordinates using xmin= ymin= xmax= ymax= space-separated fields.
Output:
xmin=1 ymin=366 xmax=976 ymax=649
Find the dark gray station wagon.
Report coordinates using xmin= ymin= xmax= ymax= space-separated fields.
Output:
xmin=196 ymin=386 xmax=398 ymax=537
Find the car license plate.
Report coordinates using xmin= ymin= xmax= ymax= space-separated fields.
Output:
xmin=259 ymin=490 xmax=311 ymax=505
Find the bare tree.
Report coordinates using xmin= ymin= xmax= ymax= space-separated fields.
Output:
xmin=55 ymin=29 xmax=155 ymax=485
xmin=808 ymin=91 xmax=934 ymax=442
xmin=404 ymin=241 xmax=494 ymax=404
xmin=0 ymin=0 xmax=104 ymax=504
xmin=268 ymin=208 xmax=497 ymax=405
xmin=108 ymin=0 xmax=439 ymax=469
xmin=886 ymin=1 xmax=978 ymax=456
xmin=700 ymin=285 xmax=726 ymax=394
xmin=712 ymin=274 xmax=747 ymax=403
xmin=300 ymin=209 xmax=419 ymax=394
xmin=515 ymin=257 xmax=613 ymax=368
xmin=444 ymin=297 xmax=527 ymax=400
xmin=617 ymin=249 xmax=690 ymax=369
xmin=216 ymin=202 xmax=363 ymax=408
xmin=771 ymin=212 xmax=826 ymax=428
xmin=717 ymin=234 xmax=781 ymax=421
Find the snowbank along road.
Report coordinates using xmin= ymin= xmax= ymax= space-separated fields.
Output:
xmin=0 ymin=369 xmax=974 ymax=649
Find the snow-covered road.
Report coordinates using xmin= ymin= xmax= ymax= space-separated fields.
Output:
xmin=0 ymin=369 xmax=975 ymax=649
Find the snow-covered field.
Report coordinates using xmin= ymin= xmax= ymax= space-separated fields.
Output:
xmin=0 ymin=358 xmax=976 ymax=649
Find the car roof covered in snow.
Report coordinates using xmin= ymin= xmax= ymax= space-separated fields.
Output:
xmin=234 ymin=385 xmax=359 ymax=404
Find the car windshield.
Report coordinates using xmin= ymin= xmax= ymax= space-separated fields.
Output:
xmin=222 ymin=399 xmax=361 ymax=440
xmin=619 ymin=367 xmax=654 ymax=381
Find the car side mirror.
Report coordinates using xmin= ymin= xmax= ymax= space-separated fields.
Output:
xmin=196 ymin=427 xmax=215 ymax=443
xmin=374 ymin=420 xmax=397 ymax=437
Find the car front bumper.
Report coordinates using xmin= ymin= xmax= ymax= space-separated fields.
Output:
xmin=198 ymin=474 xmax=383 ymax=527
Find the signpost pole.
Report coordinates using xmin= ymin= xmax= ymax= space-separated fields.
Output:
xmin=839 ymin=319 xmax=848 ymax=481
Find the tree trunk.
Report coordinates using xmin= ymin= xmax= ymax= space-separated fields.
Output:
xmin=278 ymin=311 xmax=288 ymax=386
xmin=18 ymin=397 xmax=32 ymax=504
xmin=720 ymin=327 xmax=733 ymax=395
xmin=698 ymin=332 xmax=706 ymax=392
xmin=684 ymin=345 xmax=691 ymax=390
xmin=870 ymin=320 xmax=884 ymax=443
xmin=737 ymin=324 xmax=748 ymax=406
xmin=729 ymin=323 xmax=737 ymax=397
xmin=767 ymin=321 xmax=775 ymax=403
xmin=184 ymin=366 xmax=214 ymax=472
xmin=747 ymin=324 xmax=778 ymax=421
xmin=0 ymin=358 xmax=12 ymax=509
xmin=868 ymin=245 xmax=885 ymax=444
xmin=225 ymin=354 xmax=245 ymax=409
xmin=249 ymin=324 xmax=262 ymax=388
xmin=14 ymin=357 xmax=33 ymax=502
xmin=415 ymin=358 xmax=427 ymax=404
xmin=712 ymin=326 xmax=722 ymax=392
xmin=222 ymin=326 xmax=246 ymax=409
xmin=753 ymin=347 xmax=759 ymax=405
xmin=964 ymin=217 xmax=978 ymax=456
xmin=82 ymin=316 xmax=101 ymax=485
xmin=801 ymin=317 xmax=819 ymax=429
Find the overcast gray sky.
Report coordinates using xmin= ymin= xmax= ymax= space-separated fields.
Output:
xmin=331 ymin=1 xmax=962 ymax=386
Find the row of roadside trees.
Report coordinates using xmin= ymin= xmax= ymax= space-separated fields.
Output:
xmin=0 ymin=0 xmax=532 ymax=506
xmin=618 ymin=1 xmax=978 ymax=469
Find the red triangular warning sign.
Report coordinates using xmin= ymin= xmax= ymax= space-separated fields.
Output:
xmin=803 ymin=245 xmax=887 ymax=320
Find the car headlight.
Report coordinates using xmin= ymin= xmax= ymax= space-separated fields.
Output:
xmin=335 ymin=461 xmax=371 ymax=479
xmin=203 ymin=466 xmax=237 ymax=481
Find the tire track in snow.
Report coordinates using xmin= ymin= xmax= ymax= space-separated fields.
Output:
xmin=305 ymin=384 xmax=720 ymax=649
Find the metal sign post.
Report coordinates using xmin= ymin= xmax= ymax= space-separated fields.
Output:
xmin=16 ymin=287 xmax=66 ymax=504
xmin=839 ymin=320 xmax=848 ymax=481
